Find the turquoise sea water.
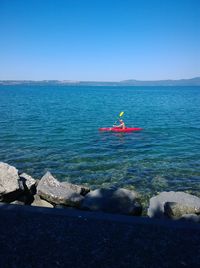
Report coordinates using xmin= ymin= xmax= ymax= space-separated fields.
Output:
xmin=0 ymin=85 xmax=200 ymax=200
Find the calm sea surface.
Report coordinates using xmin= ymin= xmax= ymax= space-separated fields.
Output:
xmin=0 ymin=85 xmax=200 ymax=200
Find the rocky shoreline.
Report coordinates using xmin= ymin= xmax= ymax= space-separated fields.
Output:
xmin=0 ymin=162 xmax=200 ymax=222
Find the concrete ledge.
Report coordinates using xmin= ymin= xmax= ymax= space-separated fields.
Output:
xmin=1 ymin=203 xmax=200 ymax=268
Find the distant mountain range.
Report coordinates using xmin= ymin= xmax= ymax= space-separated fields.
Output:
xmin=0 ymin=77 xmax=200 ymax=86
xmin=119 ymin=77 xmax=200 ymax=86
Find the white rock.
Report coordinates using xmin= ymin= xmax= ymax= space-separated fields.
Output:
xmin=0 ymin=162 xmax=20 ymax=196
xmin=148 ymin=191 xmax=200 ymax=218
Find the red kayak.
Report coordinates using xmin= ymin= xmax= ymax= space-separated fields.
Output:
xmin=99 ymin=127 xmax=143 ymax=133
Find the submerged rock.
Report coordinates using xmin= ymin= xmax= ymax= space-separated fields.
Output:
xmin=81 ymin=188 xmax=142 ymax=216
xmin=0 ymin=162 xmax=22 ymax=202
xmin=37 ymin=172 xmax=84 ymax=207
xmin=147 ymin=191 xmax=200 ymax=218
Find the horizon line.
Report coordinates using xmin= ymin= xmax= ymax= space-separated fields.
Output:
xmin=0 ymin=76 xmax=199 ymax=82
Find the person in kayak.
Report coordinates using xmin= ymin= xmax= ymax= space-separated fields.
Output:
xmin=114 ymin=118 xmax=126 ymax=129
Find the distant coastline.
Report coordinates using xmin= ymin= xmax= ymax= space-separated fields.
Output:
xmin=0 ymin=77 xmax=200 ymax=86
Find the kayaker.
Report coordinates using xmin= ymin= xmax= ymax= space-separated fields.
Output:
xmin=114 ymin=118 xmax=126 ymax=129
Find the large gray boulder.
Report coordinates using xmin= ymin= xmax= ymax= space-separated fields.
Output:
xmin=81 ymin=188 xmax=142 ymax=216
xmin=37 ymin=172 xmax=84 ymax=207
xmin=19 ymin=173 xmax=37 ymax=193
xmin=17 ymin=173 xmax=37 ymax=205
xmin=0 ymin=162 xmax=21 ymax=201
xmin=164 ymin=202 xmax=200 ymax=218
xmin=60 ymin=182 xmax=90 ymax=196
xmin=148 ymin=191 xmax=200 ymax=218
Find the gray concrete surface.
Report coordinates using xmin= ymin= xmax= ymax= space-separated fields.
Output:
xmin=0 ymin=203 xmax=200 ymax=268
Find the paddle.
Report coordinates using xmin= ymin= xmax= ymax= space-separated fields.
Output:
xmin=113 ymin=111 xmax=124 ymax=126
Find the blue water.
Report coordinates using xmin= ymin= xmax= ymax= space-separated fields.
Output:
xmin=0 ymin=85 xmax=200 ymax=200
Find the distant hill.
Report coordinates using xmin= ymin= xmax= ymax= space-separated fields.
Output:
xmin=0 ymin=77 xmax=200 ymax=86
xmin=119 ymin=77 xmax=200 ymax=86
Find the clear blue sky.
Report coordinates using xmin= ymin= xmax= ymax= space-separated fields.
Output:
xmin=0 ymin=0 xmax=199 ymax=81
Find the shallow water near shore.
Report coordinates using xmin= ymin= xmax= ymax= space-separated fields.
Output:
xmin=0 ymin=85 xmax=200 ymax=202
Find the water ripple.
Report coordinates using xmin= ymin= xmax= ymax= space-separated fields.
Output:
xmin=0 ymin=85 xmax=200 ymax=199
